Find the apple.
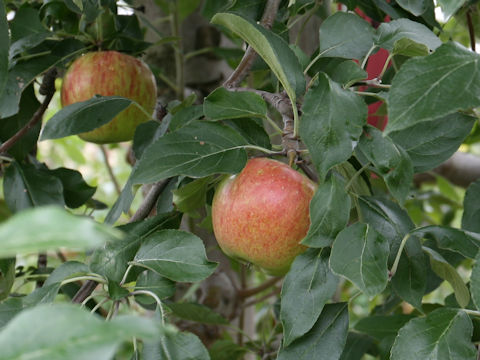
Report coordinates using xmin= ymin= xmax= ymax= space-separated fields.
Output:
xmin=212 ymin=158 xmax=317 ymax=276
xmin=61 ymin=51 xmax=157 ymax=143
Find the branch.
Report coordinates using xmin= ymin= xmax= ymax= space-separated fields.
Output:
xmin=72 ymin=278 xmax=99 ymax=303
xmin=128 ymin=178 xmax=171 ymax=222
xmin=414 ymin=152 xmax=480 ymax=188
xmin=232 ymin=87 xmax=293 ymax=117
xmin=0 ymin=68 xmax=57 ymax=155
xmin=223 ymin=0 xmax=281 ymax=88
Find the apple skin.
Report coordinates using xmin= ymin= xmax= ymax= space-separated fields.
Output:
xmin=61 ymin=51 xmax=157 ymax=143
xmin=212 ymin=158 xmax=317 ymax=276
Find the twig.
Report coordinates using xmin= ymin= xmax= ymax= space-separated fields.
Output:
xmin=237 ymin=276 xmax=282 ymax=298
xmin=72 ymin=279 xmax=99 ymax=304
xmin=466 ymin=7 xmax=476 ymax=52
xmin=242 ymin=287 xmax=281 ymax=308
xmin=296 ymin=159 xmax=318 ymax=183
xmin=128 ymin=178 xmax=171 ymax=222
xmin=100 ymin=145 xmax=122 ymax=196
xmin=232 ymin=87 xmax=293 ymax=117
xmin=0 ymin=68 xmax=57 ymax=155
xmin=282 ymin=113 xmax=297 ymax=167
xmin=223 ymin=0 xmax=281 ymax=88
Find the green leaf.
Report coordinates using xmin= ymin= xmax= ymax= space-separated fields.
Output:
xmin=391 ymin=308 xmax=476 ymax=360
xmin=392 ymin=38 xmax=430 ymax=57
xmin=354 ymin=314 xmax=415 ymax=340
xmin=330 ymin=223 xmax=389 ymax=297
xmin=471 ymin=251 xmax=480 ymax=310
xmin=302 ymin=176 xmax=350 ymax=247
xmin=0 ymin=1 xmax=8 ymax=99
xmin=143 ymin=330 xmax=210 ymax=360
xmin=0 ymin=39 xmax=85 ymax=118
xmin=339 ymin=332 xmax=376 ymax=360
xmin=375 ymin=18 xmax=441 ymax=52
xmin=209 ymin=340 xmax=248 ymax=360
xmin=280 ymin=248 xmax=339 ymax=347
xmin=166 ymin=302 xmax=229 ymax=325
xmin=396 ymin=0 xmax=428 ymax=16
xmin=90 ymin=212 xmax=182 ymax=282
xmin=358 ymin=196 xmax=427 ymax=308
xmin=318 ymin=12 xmax=375 ymax=60
xmin=277 ymin=303 xmax=349 ymax=360
xmin=389 ymin=112 xmax=475 ymax=172
xmin=327 ymin=60 xmax=368 ymax=87
xmin=437 ymin=0 xmax=467 ymax=19
xmin=0 ymin=303 xmax=161 ymax=360
xmin=0 ymin=206 xmax=122 ymax=258
xmin=173 ymin=177 xmax=211 ymax=216
xmin=169 ymin=104 xmax=204 ymax=131
xmin=0 ymin=258 xmax=15 ymax=301
xmin=49 ymin=168 xmax=96 ymax=209
xmin=225 ymin=118 xmax=271 ymax=150
xmin=204 ymin=88 xmax=267 ymax=120
xmin=391 ymin=235 xmax=427 ymax=309
xmin=0 ymin=298 xmax=23 ymax=329
xmin=462 ymin=180 xmax=480 ymax=233
xmin=358 ymin=126 xmax=413 ymax=204
xmin=133 ymin=121 xmax=163 ymax=160
xmin=133 ymin=229 xmax=217 ymax=282
xmin=385 ymin=42 xmax=480 ymax=134
xmin=423 ymin=246 xmax=470 ymax=308
xmin=0 ymin=85 xmax=41 ymax=160
xmin=131 ymin=121 xmax=248 ymax=185
xmin=40 ymin=96 xmax=133 ymax=140
xmin=3 ymin=161 xmax=65 ymax=212
xmin=135 ymin=270 xmax=175 ymax=303
xmin=103 ymin=174 xmax=137 ymax=225
xmin=0 ymin=283 xmax=63 ymax=329
xmin=9 ymin=11 xmax=50 ymax=60
xmin=299 ymin=73 xmax=366 ymax=180
xmin=411 ymin=225 xmax=480 ymax=259
xmin=211 ymin=12 xmax=305 ymax=118
xmin=44 ymin=261 xmax=89 ymax=286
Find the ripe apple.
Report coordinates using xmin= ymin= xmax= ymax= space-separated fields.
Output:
xmin=212 ymin=158 xmax=317 ymax=276
xmin=61 ymin=51 xmax=157 ymax=143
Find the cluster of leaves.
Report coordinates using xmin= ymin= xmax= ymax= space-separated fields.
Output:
xmin=1 ymin=0 xmax=480 ymax=359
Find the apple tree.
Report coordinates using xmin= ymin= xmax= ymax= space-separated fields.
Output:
xmin=1 ymin=0 xmax=480 ymax=359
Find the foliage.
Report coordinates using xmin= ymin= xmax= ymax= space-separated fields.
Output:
xmin=1 ymin=0 xmax=480 ymax=359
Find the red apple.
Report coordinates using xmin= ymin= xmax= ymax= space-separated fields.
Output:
xmin=212 ymin=158 xmax=317 ymax=276
xmin=61 ymin=51 xmax=157 ymax=143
